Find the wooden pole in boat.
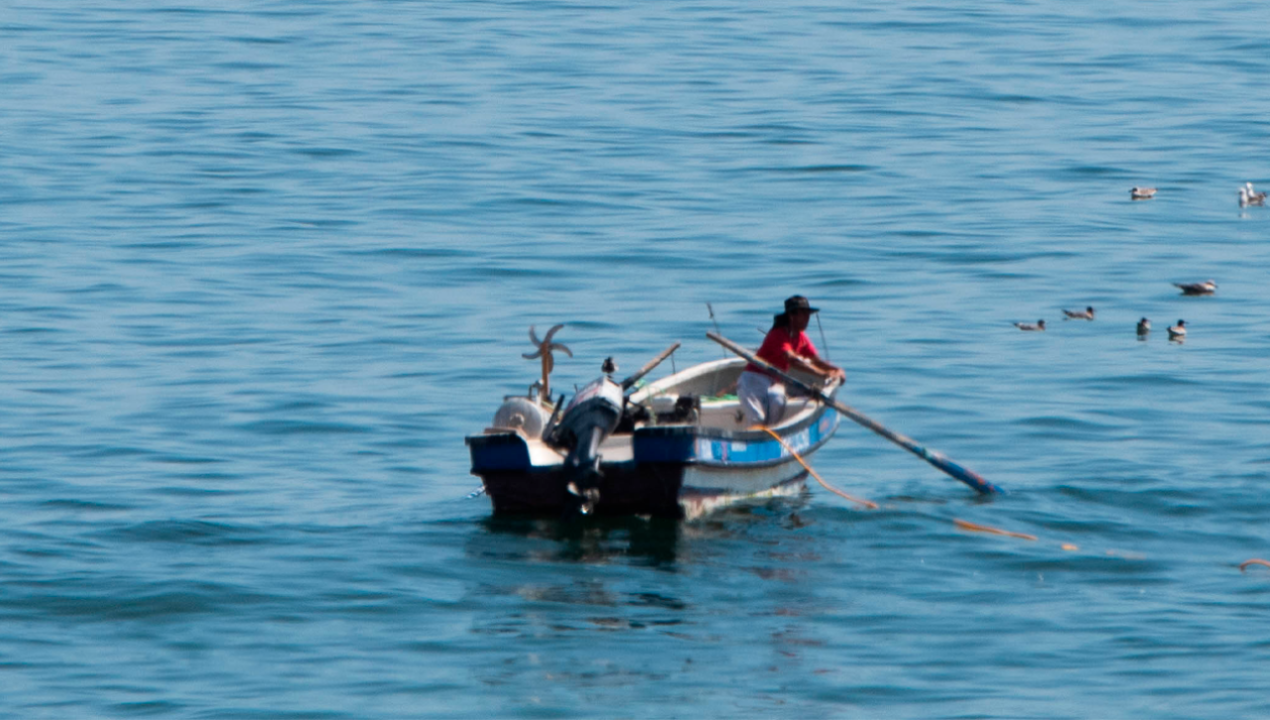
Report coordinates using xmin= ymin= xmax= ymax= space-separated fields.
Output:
xmin=706 ymin=331 xmax=1002 ymax=495
xmin=620 ymin=342 xmax=681 ymax=391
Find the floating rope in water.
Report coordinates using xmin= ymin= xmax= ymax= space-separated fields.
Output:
xmin=1240 ymin=558 xmax=1270 ymax=572
xmin=952 ymin=517 xmax=1165 ymax=560
xmin=954 ymin=518 xmax=1038 ymax=541
xmin=758 ymin=426 xmax=877 ymax=510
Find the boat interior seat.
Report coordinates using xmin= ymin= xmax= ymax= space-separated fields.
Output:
xmin=641 ymin=389 xmax=820 ymax=431
xmin=628 ymin=359 xmax=832 ymax=432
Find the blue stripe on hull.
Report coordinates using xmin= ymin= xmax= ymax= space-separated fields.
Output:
xmin=467 ymin=408 xmax=839 ymax=474
xmin=635 ymin=407 xmax=838 ymax=467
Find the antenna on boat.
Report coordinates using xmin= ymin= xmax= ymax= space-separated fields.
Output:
xmin=815 ymin=312 xmax=831 ymax=361
xmin=523 ymin=324 xmax=571 ymax=403
xmin=707 ymin=303 xmax=726 ymax=359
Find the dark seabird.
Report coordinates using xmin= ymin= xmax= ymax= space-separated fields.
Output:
xmin=1014 ymin=320 xmax=1046 ymax=332
xmin=1173 ymin=280 xmax=1217 ymax=295
xmin=1062 ymin=306 xmax=1095 ymax=320
xmin=1167 ymin=319 xmax=1186 ymax=340
xmin=1136 ymin=317 xmax=1151 ymax=335
xmin=1130 ymin=187 xmax=1157 ymax=200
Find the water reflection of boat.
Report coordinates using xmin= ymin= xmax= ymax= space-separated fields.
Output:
xmin=466 ymin=334 xmax=840 ymax=520
xmin=470 ymin=496 xmax=810 ymax=568
xmin=475 ymin=515 xmax=683 ymax=566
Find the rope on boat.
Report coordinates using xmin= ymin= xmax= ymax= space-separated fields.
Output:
xmin=757 ymin=426 xmax=878 ymax=510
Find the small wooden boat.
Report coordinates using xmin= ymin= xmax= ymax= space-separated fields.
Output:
xmin=466 ymin=341 xmax=841 ymax=519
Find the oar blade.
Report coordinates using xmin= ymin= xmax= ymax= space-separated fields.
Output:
xmin=920 ymin=449 xmax=1002 ymax=495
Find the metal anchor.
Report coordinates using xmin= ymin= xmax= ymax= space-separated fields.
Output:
xmin=523 ymin=324 xmax=572 ymax=402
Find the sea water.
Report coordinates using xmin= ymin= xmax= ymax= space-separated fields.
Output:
xmin=2 ymin=2 xmax=1269 ymax=717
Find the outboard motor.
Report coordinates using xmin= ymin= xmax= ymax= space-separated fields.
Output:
xmin=552 ymin=374 xmax=624 ymax=514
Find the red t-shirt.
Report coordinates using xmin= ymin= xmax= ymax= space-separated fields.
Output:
xmin=746 ymin=326 xmax=818 ymax=374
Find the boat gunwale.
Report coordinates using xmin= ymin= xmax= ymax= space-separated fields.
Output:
xmin=468 ymin=355 xmax=842 ymax=473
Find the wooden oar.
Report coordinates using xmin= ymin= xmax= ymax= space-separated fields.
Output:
xmin=620 ymin=342 xmax=682 ymax=391
xmin=707 ymin=331 xmax=1002 ymax=495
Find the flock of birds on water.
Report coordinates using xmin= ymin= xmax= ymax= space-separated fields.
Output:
xmin=1011 ymin=181 xmax=1260 ymax=341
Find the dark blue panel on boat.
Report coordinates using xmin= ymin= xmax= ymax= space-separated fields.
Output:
xmin=633 ymin=427 xmax=697 ymax=463
xmin=466 ymin=433 xmax=532 ymax=471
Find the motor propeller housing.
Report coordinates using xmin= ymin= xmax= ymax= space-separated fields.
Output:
xmin=551 ymin=375 xmax=624 ymax=512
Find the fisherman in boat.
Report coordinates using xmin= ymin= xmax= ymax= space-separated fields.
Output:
xmin=738 ymin=295 xmax=846 ymax=426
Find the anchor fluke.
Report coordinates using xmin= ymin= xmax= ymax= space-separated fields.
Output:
xmin=523 ymin=324 xmax=572 ymax=401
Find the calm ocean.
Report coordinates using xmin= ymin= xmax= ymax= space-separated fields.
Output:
xmin=2 ymin=1 xmax=1269 ymax=717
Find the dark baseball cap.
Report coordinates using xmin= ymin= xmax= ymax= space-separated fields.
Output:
xmin=784 ymin=295 xmax=819 ymax=314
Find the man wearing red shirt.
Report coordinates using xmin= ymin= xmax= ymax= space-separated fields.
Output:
xmin=738 ymin=295 xmax=845 ymax=426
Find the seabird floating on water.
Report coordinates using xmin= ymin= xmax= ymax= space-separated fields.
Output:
xmin=1062 ymin=306 xmax=1095 ymax=320
xmin=1130 ymin=187 xmax=1157 ymax=200
xmin=1173 ymin=279 xmax=1217 ymax=295
xmin=1136 ymin=317 xmax=1151 ymax=335
xmin=1167 ymin=319 xmax=1186 ymax=340
xmin=1240 ymin=182 xmax=1267 ymax=207
xmin=1014 ymin=319 xmax=1046 ymax=332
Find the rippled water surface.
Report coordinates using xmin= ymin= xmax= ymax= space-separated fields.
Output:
xmin=3 ymin=2 xmax=1270 ymax=717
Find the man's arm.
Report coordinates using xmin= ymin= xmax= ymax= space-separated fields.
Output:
xmin=785 ymin=350 xmax=845 ymax=382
